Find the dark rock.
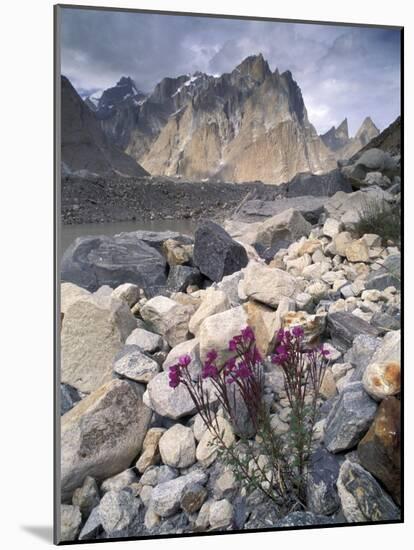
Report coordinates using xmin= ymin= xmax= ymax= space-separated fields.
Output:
xmin=286 ymin=169 xmax=352 ymax=198
xmin=324 ymin=382 xmax=378 ymax=453
xmin=327 ymin=312 xmax=380 ymax=352
xmin=60 ymin=383 xmax=81 ymax=415
xmin=307 ymin=448 xmax=344 ymax=515
xmin=337 ymin=460 xmax=400 ymax=522
xmin=61 ymin=234 xmax=167 ymax=297
xmin=166 ymin=265 xmax=202 ymax=293
xmin=358 ymin=397 xmax=401 ymax=504
xmin=365 ymin=254 xmax=400 ymax=291
xmin=193 ymin=221 xmax=248 ymax=282
xmin=72 ymin=476 xmax=100 ymax=519
xmin=275 ymin=511 xmax=334 ymax=527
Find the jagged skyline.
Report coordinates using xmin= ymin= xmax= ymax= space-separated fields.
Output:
xmin=60 ymin=7 xmax=401 ymax=135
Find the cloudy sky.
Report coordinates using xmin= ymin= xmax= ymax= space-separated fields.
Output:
xmin=60 ymin=7 xmax=401 ymax=135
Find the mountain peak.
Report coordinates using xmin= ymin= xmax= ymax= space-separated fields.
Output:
xmin=337 ymin=118 xmax=349 ymax=138
xmin=355 ymin=116 xmax=380 ymax=143
xmin=235 ymin=53 xmax=271 ymax=82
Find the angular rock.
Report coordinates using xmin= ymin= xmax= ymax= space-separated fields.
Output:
xmin=151 ymin=469 xmax=207 ymax=517
xmin=61 ymin=379 xmax=151 ymax=501
xmin=136 ymin=428 xmax=166 ymax=473
xmin=213 ymin=469 xmax=238 ymax=500
xmin=193 ymin=221 xmax=248 ymax=282
xmin=166 ymin=265 xmax=202 ymax=293
xmin=345 ymin=239 xmax=370 ymax=263
xmin=242 ymin=262 xmax=297 ymax=308
xmin=189 ymin=288 xmax=230 ymax=336
xmin=358 ymin=397 xmax=401 ymax=504
xmin=60 ymin=504 xmax=82 ymax=542
xmin=159 ymin=424 xmax=196 ymax=468
xmin=72 ymin=476 xmax=100 ymax=519
xmin=144 ymin=371 xmax=196 ymax=419
xmin=307 ymin=448 xmax=343 ymax=515
xmin=113 ymin=345 xmax=160 ymax=383
xmin=337 ymin=460 xmax=400 ymax=522
xmin=254 ymin=208 xmax=311 ymax=247
xmin=125 ymin=328 xmax=163 ymax=354
xmin=327 ymin=311 xmax=380 ymax=352
xmin=245 ymin=299 xmax=280 ymax=356
xmin=61 ymin=293 xmax=137 ymax=393
xmin=198 ymin=305 xmax=248 ymax=362
xmin=140 ymin=296 xmax=192 ymax=347
xmin=61 ymin=235 xmax=167 ymax=297
xmin=324 ymin=382 xmax=377 ymax=453
xmin=98 ymin=490 xmax=141 ymax=537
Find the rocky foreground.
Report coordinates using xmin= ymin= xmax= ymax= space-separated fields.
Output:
xmin=59 ymin=146 xmax=401 ymax=541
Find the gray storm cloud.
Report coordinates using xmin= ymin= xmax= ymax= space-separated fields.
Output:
xmin=60 ymin=7 xmax=401 ymax=135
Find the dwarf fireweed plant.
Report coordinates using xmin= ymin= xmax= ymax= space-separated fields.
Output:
xmin=271 ymin=327 xmax=329 ymax=498
xmin=168 ymin=325 xmax=329 ymax=510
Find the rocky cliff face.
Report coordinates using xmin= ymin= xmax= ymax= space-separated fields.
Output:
xmin=89 ymin=55 xmax=337 ymax=185
xmin=61 ymin=76 xmax=148 ymax=177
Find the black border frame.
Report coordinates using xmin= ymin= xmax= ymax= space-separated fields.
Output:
xmin=53 ymin=3 xmax=404 ymax=545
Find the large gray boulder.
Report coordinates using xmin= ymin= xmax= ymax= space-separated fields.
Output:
xmin=193 ymin=220 xmax=248 ymax=282
xmin=61 ymin=293 xmax=137 ymax=393
xmin=61 ymin=234 xmax=167 ymax=297
xmin=237 ymin=196 xmax=326 ymax=224
xmin=324 ymin=382 xmax=377 ymax=453
xmin=61 ymin=379 xmax=151 ymax=501
xmin=254 ymin=208 xmax=311 ymax=247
